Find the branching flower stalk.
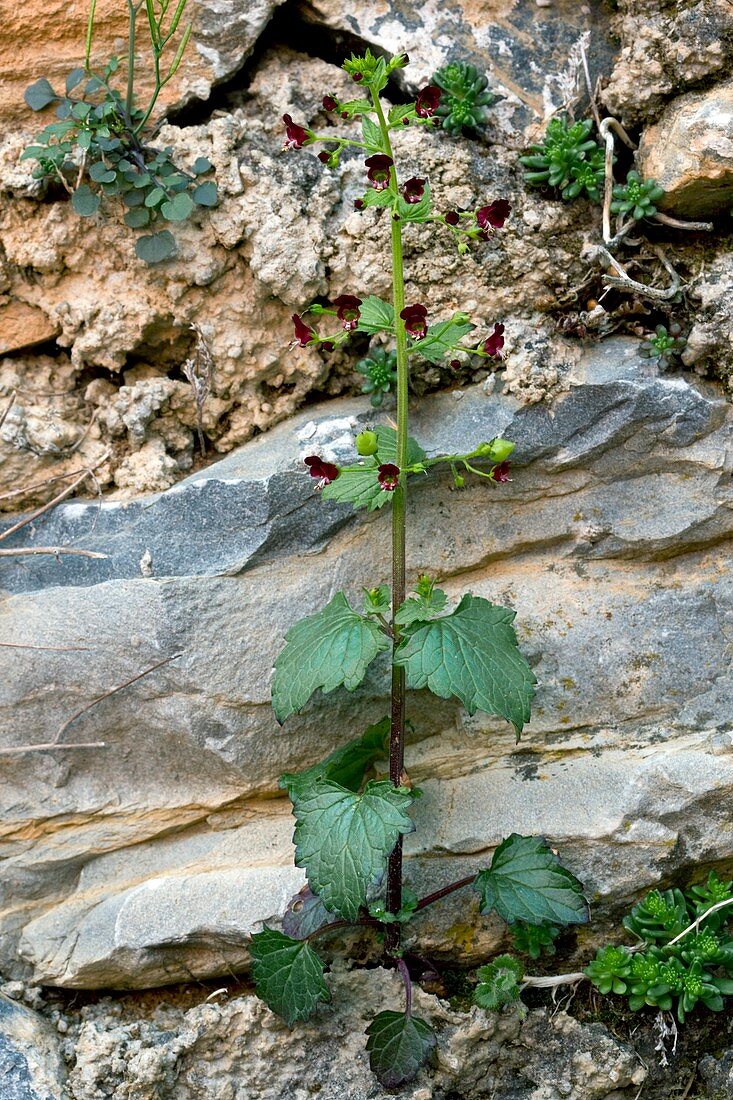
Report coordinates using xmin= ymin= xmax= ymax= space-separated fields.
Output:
xmin=252 ymin=51 xmax=591 ymax=1089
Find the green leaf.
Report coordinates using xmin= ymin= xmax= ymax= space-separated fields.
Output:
xmin=145 ymin=187 xmax=166 ymax=208
xmin=356 ymin=294 xmax=395 ymax=336
xmin=282 ymin=885 xmax=337 ymax=939
xmin=393 ymin=593 xmax=536 ymax=733
xmin=474 ymin=834 xmax=589 ymax=926
xmin=395 ymin=586 xmax=448 ymax=628
xmin=65 ymin=67 xmax=86 ymax=94
xmin=361 ymin=115 xmax=384 ymax=150
xmin=365 ymin=1011 xmax=436 ymax=1088
xmin=124 ymin=207 xmax=151 ymax=228
xmin=292 ymin=779 xmax=415 ymax=920
xmin=71 ymin=184 xmax=100 ymax=217
xmin=338 ymin=97 xmax=372 ymax=119
xmin=24 ymin=78 xmax=57 ymax=111
xmin=89 ymin=161 xmax=115 ymax=183
xmin=474 ymin=954 xmax=525 ymax=1010
xmin=135 ymin=230 xmax=177 ymax=264
xmin=416 ymin=317 xmax=475 ymax=365
xmin=193 ymin=181 xmax=218 ymax=207
xmin=250 ymin=927 xmax=330 ymax=1026
xmin=280 ymin=716 xmax=390 ymax=798
xmin=161 ymin=191 xmax=195 ymax=221
xmin=321 ymin=426 xmax=425 ymax=513
xmin=192 ymin=156 xmax=213 ymax=174
xmin=388 ymin=103 xmax=416 ymax=125
xmin=272 ymin=592 xmax=390 ymax=723
xmin=396 ymin=181 xmax=432 ymax=224
xmin=364 ymin=584 xmax=391 ymax=616
xmin=77 ymin=130 xmax=92 ymax=151
xmin=358 ymin=187 xmax=395 ymax=210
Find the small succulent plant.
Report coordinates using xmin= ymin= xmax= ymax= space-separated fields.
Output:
xmin=355 ymin=347 xmax=398 ymax=406
xmin=638 ymin=323 xmax=686 ymax=370
xmin=610 ymin=171 xmax=665 ymax=220
xmin=510 ymin=920 xmax=561 ymax=959
xmin=520 ymin=116 xmax=605 ymax=200
xmin=432 ymin=61 xmax=497 ymax=135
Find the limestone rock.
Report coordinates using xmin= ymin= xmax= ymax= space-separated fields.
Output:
xmin=637 ymin=78 xmax=733 ymax=217
xmin=0 ymin=993 xmax=66 ymax=1100
xmin=2 ymin=340 xmax=733 ymax=989
xmin=0 ymin=301 xmax=59 ymax=355
xmin=63 ymin=965 xmax=644 ymax=1100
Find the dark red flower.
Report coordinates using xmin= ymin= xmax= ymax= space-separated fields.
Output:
xmin=416 ymin=85 xmax=441 ymax=118
xmin=291 ymin=313 xmax=315 ymax=347
xmin=333 ymin=294 xmax=362 ymax=331
xmin=282 ymin=114 xmax=310 ymax=150
xmin=444 ymin=210 xmax=459 ymax=226
xmin=476 ymin=199 xmax=511 ymax=236
xmin=377 ymin=463 xmax=400 ymax=491
xmin=365 ymin=154 xmax=393 ymax=190
xmin=491 ymin=461 xmax=511 ymax=483
xmin=449 ymin=359 xmax=461 ymax=370
xmin=400 ymin=303 xmax=428 ymax=340
xmin=318 ymin=151 xmax=330 ymax=163
xmin=402 ymin=176 xmax=426 ymax=204
xmin=483 ymin=322 xmax=505 ymax=358
xmin=305 ymin=455 xmax=340 ymax=488
xmin=322 ymin=95 xmax=338 ymax=111
xmin=354 ymin=198 xmax=364 ymax=210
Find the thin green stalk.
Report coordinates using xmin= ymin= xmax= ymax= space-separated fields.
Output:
xmin=372 ymin=87 xmax=409 ymax=955
xmin=84 ymin=0 xmax=98 ymax=71
xmin=125 ymin=0 xmax=137 ymax=119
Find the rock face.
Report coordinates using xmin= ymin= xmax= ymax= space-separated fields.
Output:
xmin=637 ymin=78 xmax=733 ymax=217
xmin=0 ymin=993 xmax=66 ymax=1100
xmin=2 ymin=338 xmax=733 ymax=989
xmin=62 ymin=965 xmax=645 ymax=1100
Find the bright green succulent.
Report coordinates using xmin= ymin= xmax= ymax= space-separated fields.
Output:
xmin=355 ymin=347 xmax=398 ymax=406
xmin=638 ymin=324 xmax=687 ymax=370
xmin=510 ymin=921 xmax=560 ymax=960
xmin=610 ymin=170 xmax=665 ymax=220
xmin=432 ymin=61 xmax=497 ymax=135
xmin=584 ymin=945 xmax=633 ymax=995
xmin=520 ymin=117 xmax=606 ymax=201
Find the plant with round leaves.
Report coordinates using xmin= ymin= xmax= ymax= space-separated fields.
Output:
xmin=520 ymin=116 xmax=605 ymax=199
xmin=610 ymin=170 xmax=665 ymax=220
xmin=432 ymin=61 xmax=497 ymax=135
xmin=248 ymin=50 xmax=591 ymax=1090
xmin=355 ymin=347 xmax=398 ymax=406
xmin=638 ymin=323 xmax=686 ymax=370
xmin=21 ymin=0 xmax=218 ymax=265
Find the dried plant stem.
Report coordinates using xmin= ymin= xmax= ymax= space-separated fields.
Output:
xmin=0 ymin=451 xmax=109 ymax=544
xmin=599 ymin=117 xmax=636 ymax=243
xmin=0 ymin=546 xmax=108 ymax=559
xmin=0 ymin=741 xmax=107 ymax=756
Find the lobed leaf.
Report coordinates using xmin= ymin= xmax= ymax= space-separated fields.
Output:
xmin=415 ymin=317 xmax=475 ymax=365
xmin=393 ymin=593 xmax=535 ymax=734
xmin=279 ymin=716 xmax=390 ymax=798
xmin=272 ymin=592 xmax=390 ymax=723
xmin=361 ymin=115 xmax=384 ymax=151
xmin=395 ymin=586 xmax=448 ymax=628
xmin=71 ymin=184 xmax=101 ymax=217
xmin=365 ymin=1011 xmax=436 ymax=1088
xmin=474 ymin=833 xmax=589 ymax=926
xmin=250 ymin=927 xmax=330 ymax=1026
xmin=292 ymin=779 xmax=415 ymax=920
xmin=356 ymin=294 xmax=395 ymax=336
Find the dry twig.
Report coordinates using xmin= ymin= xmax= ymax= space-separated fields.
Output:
xmin=182 ymin=324 xmax=213 ymax=456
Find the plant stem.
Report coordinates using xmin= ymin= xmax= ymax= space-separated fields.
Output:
xmin=372 ymin=86 xmax=409 ymax=957
xmin=126 ymin=0 xmax=137 ymax=119
xmin=414 ymin=875 xmax=477 ymax=912
xmin=397 ymin=957 xmax=413 ymax=1016
xmin=84 ymin=0 xmax=98 ymax=72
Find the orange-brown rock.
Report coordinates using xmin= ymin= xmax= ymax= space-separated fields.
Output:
xmin=0 ymin=300 xmax=59 ymax=354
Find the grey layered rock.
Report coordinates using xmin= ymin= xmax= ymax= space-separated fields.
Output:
xmin=2 ymin=338 xmax=733 ymax=988
xmin=0 ymin=994 xmax=65 ymax=1100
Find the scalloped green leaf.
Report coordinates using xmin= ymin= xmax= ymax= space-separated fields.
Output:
xmin=321 ymin=426 xmax=425 ymax=513
xmin=365 ymin=1011 xmax=436 ymax=1088
xmin=415 ymin=317 xmax=475 ymax=365
xmin=272 ymin=592 xmax=390 ymax=723
xmin=292 ymin=779 xmax=415 ymax=920
xmin=474 ymin=834 xmax=589 ymax=926
xmin=393 ymin=593 xmax=535 ymax=734
xmin=250 ymin=927 xmax=330 ymax=1026
xmin=280 ymin=716 xmax=390 ymax=798
xmin=356 ymin=294 xmax=395 ymax=336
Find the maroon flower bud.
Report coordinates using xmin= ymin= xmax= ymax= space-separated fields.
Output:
xmin=400 ymin=303 xmax=428 ymax=340
xmin=305 ymin=455 xmax=340 ymax=488
xmin=449 ymin=359 xmax=461 ymax=371
xmin=282 ymin=114 xmax=310 ymax=150
xmin=321 ymin=342 xmax=335 ymax=352
xmin=341 ymin=111 xmax=349 ymax=119
xmin=291 ymin=313 xmax=315 ymax=347
xmin=352 ymin=72 xmax=363 ymax=83
xmin=402 ymin=118 xmax=410 ymax=125
xmin=491 ymin=461 xmax=511 ymax=483
xmin=444 ymin=210 xmax=459 ymax=226
xmin=333 ymin=294 xmax=362 ymax=331
xmin=365 ymin=154 xmax=393 ymax=190
xmin=318 ymin=151 xmax=330 ymax=163
xmin=476 ymin=199 xmax=511 ymax=237
xmin=322 ymin=95 xmax=338 ymax=112
xmin=402 ymin=176 xmax=426 ymax=204
xmin=415 ymin=85 xmax=441 ymax=118
xmin=354 ymin=198 xmax=364 ymax=210
xmin=377 ymin=462 xmax=400 ymax=491
xmin=483 ymin=322 xmax=505 ymax=358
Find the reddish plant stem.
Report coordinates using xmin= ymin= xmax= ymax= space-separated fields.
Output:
xmin=414 ymin=875 xmax=477 ymax=912
xmin=397 ymin=957 xmax=413 ymax=1016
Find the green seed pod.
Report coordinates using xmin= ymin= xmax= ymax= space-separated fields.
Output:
xmin=477 ymin=438 xmax=515 ymax=462
xmin=454 ymin=473 xmax=465 ymax=488
xmin=356 ymin=430 xmax=379 ymax=456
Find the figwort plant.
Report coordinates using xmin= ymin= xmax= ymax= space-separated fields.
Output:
xmin=250 ymin=50 xmax=590 ymax=1089
xmin=21 ymin=0 xmax=218 ymax=264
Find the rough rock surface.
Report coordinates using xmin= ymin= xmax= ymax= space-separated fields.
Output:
xmin=637 ymin=78 xmax=733 ymax=217
xmin=2 ymin=339 xmax=733 ymax=989
xmin=0 ymin=992 xmax=66 ymax=1100
xmin=59 ymin=965 xmax=645 ymax=1100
